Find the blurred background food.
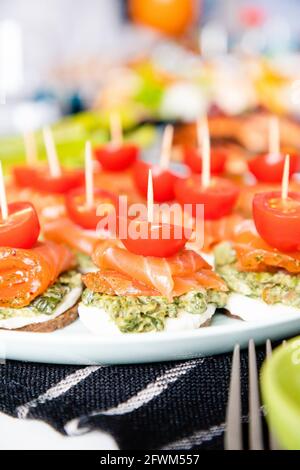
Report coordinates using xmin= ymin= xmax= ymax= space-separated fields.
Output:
xmin=0 ymin=0 xmax=300 ymax=171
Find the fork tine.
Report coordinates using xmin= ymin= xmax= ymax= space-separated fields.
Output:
xmin=266 ymin=339 xmax=272 ymax=359
xmin=248 ymin=339 xmax=264 ymax=450
xmin=225 ymin=344 xmax=242 ymax=450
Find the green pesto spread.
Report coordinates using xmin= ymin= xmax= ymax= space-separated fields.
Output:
xmin=81 ymin=288 xmax=227 ymax=333
xmin=214 ymin=242 xmax=300 ymax=308
xmin=0 ymin=271 xmax=82 ymax=320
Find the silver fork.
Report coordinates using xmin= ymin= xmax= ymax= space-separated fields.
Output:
xmin=224 ymin=339 xmax=277 ymax=450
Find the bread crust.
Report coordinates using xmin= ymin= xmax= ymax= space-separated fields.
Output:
xmin=200 ymin=318 xmax=212 ymax=327
xmin=223 ymin=308 xmax=243 ymax=322
xmin=1 ymin=304 xmax=79 ymax=333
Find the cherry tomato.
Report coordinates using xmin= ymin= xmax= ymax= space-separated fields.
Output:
xmin=65 ymin=188 xmax=119 ymax=230
xmin=248 ymin=153 xmax=298 ymax=183
xmin=240 ymin=6 xmax=266 ymax=27
xmin=253 ymin=191 xmax=300 ymax=252
xmin=183 ymin=146 xmax=227 ymax=175
xmin=133 ymin=160 xmax=181 ymax=202
xmin=94 ymin=144 xmax=139 ymax=172
xmin=121 ymin=219 xmax=191 ymax=257
xmin=33 ymin=168 xmax=84 ymax=194
xmin=13 ymin=166 xmax=38 ymax=188
xmin=175 ymin=175 xmax=240 ymax=220
xmin=0 ymin=202 xmax=40 ymax=249
xmin=295 ymin=153 xmax=300 ymax=172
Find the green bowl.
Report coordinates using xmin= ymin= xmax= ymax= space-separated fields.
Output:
xmin=261 ymin=337 xmax=300 ymax=450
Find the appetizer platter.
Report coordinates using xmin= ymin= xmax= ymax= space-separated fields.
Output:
xmin=1 ymin=113 xmax=300 ymax=365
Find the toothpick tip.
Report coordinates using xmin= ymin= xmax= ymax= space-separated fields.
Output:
xmin=0 ymin=159 xmax=8 ymax=221
xmin=281 ymin=154 xmax=290 ymax=200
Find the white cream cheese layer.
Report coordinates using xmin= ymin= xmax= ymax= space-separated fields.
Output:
xmin=226 ymin=293 xmax=300 ymax=322
xmin=80 ymin=265 xmax=98 ymax=275
xmin=78 ymin=303 xmax=216 ymax=336
xmin=0 ymin=287 xmax=82 ymax=330
xmin=164 ymin=305 xmax=216 ymax=331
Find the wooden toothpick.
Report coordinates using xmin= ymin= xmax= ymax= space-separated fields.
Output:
xmin=0 ymin=160 xmax=8 ymax=221
xmin=85 ymin=141 xmax=94 ymax=208
xmin=110 ymin=112 xmax=123 ymax=147
xmin=281 ymin=154 xmax=290 ymax=201
xmin=160 ymin=125 xmax=174 ymax=170
xmin=147 ymin=169 xmax=154 ymax=224
xmin=23 ymin=131 xmax=38 ymax=166
xmin=197 ymin=116 xmax=211 ymax=188
xmin=269 ymin=116 xmax=280 ymax=156
xmin=43 ymin=126 xmax=61 ymax=177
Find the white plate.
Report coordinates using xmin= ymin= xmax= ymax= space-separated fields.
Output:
xmin=1 ymin=312 xmax=300 ymax=365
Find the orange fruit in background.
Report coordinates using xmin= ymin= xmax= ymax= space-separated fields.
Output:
xmin=129 ymin=0 xmax=196 ymax=37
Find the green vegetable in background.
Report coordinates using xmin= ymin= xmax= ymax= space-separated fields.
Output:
xmin=0 ymin=110 xmax=157 ymax=173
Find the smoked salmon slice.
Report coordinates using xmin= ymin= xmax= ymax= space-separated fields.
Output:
xmin=92 ymin=241 xmax=210 ymax=272
xmin=83 ymin=270 xmax=160 ymax=297
xmin=202 ymin=214 xmax=245 ymax=252
xmin=43 ymin=217 xmax=100 ymax=255
xmin=173 ymin=271 xmax=227 ymax=297
xmin=94 ymin=245 xmax=174 ymax=299
xmin=233 ymin=220 xmax=300 ymax=273
xmin=83 ymin=268 xmax=227 ymax=298
xmin=91 ymin=240 xmax=225 ymax=299
xmin=158 ymin=205 xmax=243 ymax=254
xmin=0 ymin=241 xmax=75 ymax=309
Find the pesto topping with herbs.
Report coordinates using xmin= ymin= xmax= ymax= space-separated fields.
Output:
xmin=81 ymin=288 xmax=227 ymax=333
xmin=0 ymin=271 xmax=82 ymax=320
xmin=215 ymin=242 xmax=300 ymax=308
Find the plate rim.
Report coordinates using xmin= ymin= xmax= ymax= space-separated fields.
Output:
xmin=1 ymin=310 xmax=300 ymax=345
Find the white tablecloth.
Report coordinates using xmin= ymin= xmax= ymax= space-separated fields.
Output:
xmin=0 ymin=412 xmax=118 ymax=450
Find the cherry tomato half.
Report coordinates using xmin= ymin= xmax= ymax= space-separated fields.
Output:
xmin=0 ymin=202 xmax=40 ymax=249
xmin=248 ymin=153 xmax=298 ymax=183
xmin=33 ymin=168 xmax=84 ymax=194
xmin=13 ymin=166 xmax=38 ymax=188
xmin=295 ymin=153 xmax=300 ymax=172
xmin=94 ymin=144 xmax=139 ymax=172
xmin=133 ymin=160 xmax=181 ymax=202
xmin=65 ymin=188 xmax=119 ymax=230
xmin=175 ymin=175 xmax=240 ymax=220
xmin=253 ymin=191 xmax=300 ymax=252
xmin=183 ymin=146 xmax=227 ymax=175
xmin=121 ymin=219 xmax=191 ymax=257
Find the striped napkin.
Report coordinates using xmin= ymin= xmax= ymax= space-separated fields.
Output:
xmin=0 ymin=349 xmax=266 ymax=450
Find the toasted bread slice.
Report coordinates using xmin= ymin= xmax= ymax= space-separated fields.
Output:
xmin=13 ymin=303 xmax=79 ymax=333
